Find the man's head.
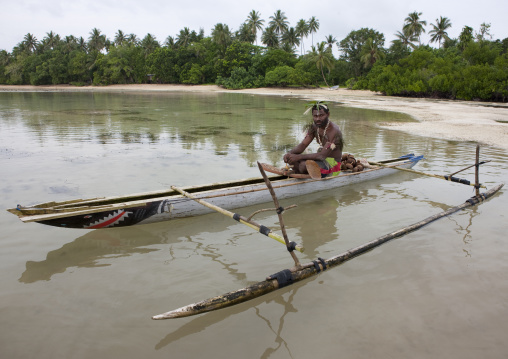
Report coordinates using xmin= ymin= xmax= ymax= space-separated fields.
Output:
xmin=312 ymin=106 xmax=330 ymax=128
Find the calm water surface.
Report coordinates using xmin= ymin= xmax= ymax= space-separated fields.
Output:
xmin=1 ymin=91 xmax=507 ymax=359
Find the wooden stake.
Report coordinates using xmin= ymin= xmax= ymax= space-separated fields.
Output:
xmin=170 ymin=186 xmax=304 ymax=253
xmin=153 ymin=183 xmax=504 ymax=319
xmin=475 ymin=145 xmax=481 ymax=197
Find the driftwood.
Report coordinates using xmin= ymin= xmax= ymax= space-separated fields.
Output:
xmin=368 ymin=160 xmax=487 ymax=188
xmin=152 ymin=183 xmax=504 ymax=320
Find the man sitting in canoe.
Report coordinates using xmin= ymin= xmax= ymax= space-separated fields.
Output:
xmin=283 ymin=101 xmax=343 ymax=178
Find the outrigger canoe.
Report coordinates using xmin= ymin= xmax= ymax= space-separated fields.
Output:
xmin=7 ymin=154 xmax=423 ymax=229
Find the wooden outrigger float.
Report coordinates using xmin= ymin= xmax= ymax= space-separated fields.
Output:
xmin=152 ymin=184 xmax=503 ymax=320
xmin=7 ymin=154 xmax=425 ymax=229
xmin=152 ymin=146 xmax=503 ymax=320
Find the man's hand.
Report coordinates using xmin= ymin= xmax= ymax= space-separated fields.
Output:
xmin=284 ymin=153 xmax=301 ymax=164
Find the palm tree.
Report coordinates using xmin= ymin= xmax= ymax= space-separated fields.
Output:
xmin=63 ymin=35 xmax=78 ymax=53
xmin=295 ymin=19 xmax=309 ymax=55
xmin=403 ymin=11 xmax=427 ymax=45
xmin=325 ymin=35 xmax=337 ymax=50
xmin=246 ymin=10 xmax=264 ymax=44
xmin=176 ymin=27 xmax=192 ymax=47
xmin=114 ymin=30 xmax=127 ymax=46
xmin=269 ymin=10 xmax=289 ymax=35
xmin=429 ymin=16 xmax=452 ymax=47
xmin=22 ymin=33 xmax=38 ymax=53
xmin=309 ymin=41 xmax=334 ymax=87
xmin=236 ymin=22 xmax=256 ymax=43
xmin=77 ymin=37 xmax=87 ymax=52
xmin=43 ymin=31 xmax=60 ymax=50
xmin=308 ymin=16 xmax=320 ymax=47
xmin=126 ymin=34 xmax=139 ymax=47
xmin=141 ymin=33 xmax=160 ymax=56
xmin=261 ymin=26 xmax=279 ymax=48
xmin=88 ymin=28 xmax=107 ymax=52
xmin=360 ymin=38 xmax=385 ymax=68
xmin=458 ymin=25 xmax=474 ymax=50
xmin=281 ymin=27 xmax=300 ymax=52
xmin=394 ymin=27 xmax=417 ymax=49
xmin=197 ymin=28 xmax=205 ymax=41
xmin=211 ymin=23 xmax=232 ymax=52
xmin=165 ymin=36 xmax=176 ymax=49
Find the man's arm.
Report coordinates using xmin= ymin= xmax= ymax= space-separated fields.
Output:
xmin=283 ymin=132 xmax=314 ymax=162
xmin=285 ymin=127 xmax=340 ymax=163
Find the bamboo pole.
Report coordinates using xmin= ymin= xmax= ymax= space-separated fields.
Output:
xmin=153 ymin=183 xmax=504 ymax=320
xmin=170 ymin=186 xmax=304 ymax=253
xmin=246 ymin=204 xmax=297 ymax=221
xmin=257 ymin=162 xmax=301 ymax=267
xmin=448 ymin=160 xmax=490 ymax=178
xmin=368 ymin=160 xmax=486 ymax=188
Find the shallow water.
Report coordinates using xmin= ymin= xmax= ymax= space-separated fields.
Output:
xmin=0 ymin=91 xmax=507 ymax=359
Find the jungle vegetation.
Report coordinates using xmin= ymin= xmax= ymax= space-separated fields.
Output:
xmin=1 ymin=10 xmax=507 ymax=102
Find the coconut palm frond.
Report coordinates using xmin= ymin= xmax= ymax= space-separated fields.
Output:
xmin=303 ymin=100 xmax=329 ymax=115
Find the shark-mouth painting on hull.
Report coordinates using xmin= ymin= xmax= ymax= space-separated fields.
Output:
xmin=39 ymin=200 xmax=172 ymax=229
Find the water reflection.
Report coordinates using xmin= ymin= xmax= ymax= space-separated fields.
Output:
xmin=255 ymin=290 xmax=300 ymax=359
xmin=154 ymin=280 xmax=309 ymax=356
xmin=447 ymin=206 xmax=481 ymax=258
xmin=18 ymin=215 xmax=233 ymax=283
xmin=0 ymin=91 xmax=417 ymax=169
xmin=19 ymin=226 xmax=161 ymax=283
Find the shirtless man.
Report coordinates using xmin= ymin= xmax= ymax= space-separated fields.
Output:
xmin=283 ymin=103 xmax=343 ymax=177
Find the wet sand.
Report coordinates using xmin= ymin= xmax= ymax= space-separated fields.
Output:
xmin=1 ymin=84 xmax=507 ymax=150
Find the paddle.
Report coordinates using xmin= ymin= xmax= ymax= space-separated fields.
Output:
xmin=305 ymin=160 xmax=323 ymax=179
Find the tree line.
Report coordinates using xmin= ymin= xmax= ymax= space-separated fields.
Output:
xmin=1 ymin=10 xmax=507 ymax=102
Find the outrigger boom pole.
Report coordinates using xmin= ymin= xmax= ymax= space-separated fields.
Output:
xmin=170 ymin=186 xmax=304 ymax=253
xmin=368 ymin=160 xmax=487 ymax=189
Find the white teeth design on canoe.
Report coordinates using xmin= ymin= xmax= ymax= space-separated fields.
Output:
xmin=84 ymin=210 xmax=130 ymax=229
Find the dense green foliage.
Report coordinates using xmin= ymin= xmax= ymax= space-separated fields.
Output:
xmin=355 ymin=43 xmax=508 ymax=101
xmin=2 ymin=12 xmax=507 ymax=101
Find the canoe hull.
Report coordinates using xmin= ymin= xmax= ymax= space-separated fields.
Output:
xmin=11 ymin=156 xmax=421 ymax=229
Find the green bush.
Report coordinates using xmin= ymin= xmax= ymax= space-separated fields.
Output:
xmin=265 ymin=65 xmax=294 ymax=86
xmin=216 ymin=66 xmax=263 ymax=89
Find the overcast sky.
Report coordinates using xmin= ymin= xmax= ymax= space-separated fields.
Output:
xmin=2 ymin=0 xmax=507 ymax=55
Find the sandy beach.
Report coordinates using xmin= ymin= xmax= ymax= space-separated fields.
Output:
xmin=1 ymin=84 xmax=507 ymax=150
